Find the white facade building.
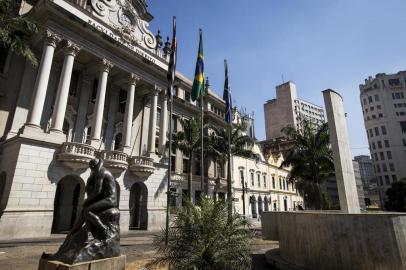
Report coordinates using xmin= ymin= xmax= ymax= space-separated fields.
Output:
xmin=264 ymin=81 xmax=325 ymax=140
xmin=360 ymin=72 xmax=406 ymax=203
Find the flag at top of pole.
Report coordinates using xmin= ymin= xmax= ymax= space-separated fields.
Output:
xmin=223 ymin=60 xmax=233 ymax=124
xmin=191 ymin=29 xmax=204 ymax=101
xmin=167 ymin=16 xmax=177 ymax=98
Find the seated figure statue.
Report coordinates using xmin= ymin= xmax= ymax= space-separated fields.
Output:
xmin=42 ymin=159 xmax=120 ymax=264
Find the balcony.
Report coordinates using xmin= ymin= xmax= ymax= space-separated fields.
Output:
xmin=57 ymin=142 xmax=96 ymax=170
xmin=129 ymin=156 xmax=155 ymax=177
xmin=99 ymin=150 xmax=128 ymax=173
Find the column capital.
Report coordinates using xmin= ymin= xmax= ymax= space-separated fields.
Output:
xmin=99 ymin=58 xmax=114 ymax=72
xmin=45 ymin=30 xmax=62 ymax=48
xmin=128 ymin=73 xmax=141 ymax=85
xmin=64 ymin=40 xmax=81 ymax=57
xmin=153 ymin=84 xmax=163 ymax=95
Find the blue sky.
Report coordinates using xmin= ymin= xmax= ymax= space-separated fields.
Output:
xmin=147 ymin=0 xmax=406 ymax=157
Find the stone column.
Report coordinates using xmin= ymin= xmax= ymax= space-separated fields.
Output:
xmin=26 ymin=30 xmax=61 ymax=128
xmin=123 ymin=74 xmax=139 ymax=153
xmin=147 ymin=86 xmax=160 ymax=155
xmin=323 ymin=89 xmax=360 ymax=214
xmin=50 ymin=41 xmax=80 ymax=133
xmin=90 ymin=59 xmax=113 ymax=146
xmin=158 ymin=93 xmax=168 ymax=155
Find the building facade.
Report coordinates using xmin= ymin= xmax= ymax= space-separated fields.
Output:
xmin=264 ymin=81 xmax=325 ymax=140
xmin=0 ymin=0 xmax=235 ymax=240
xmin=359 ymin=72 xmax=406 ymax=203
xmin=353 ymin=155 xmax=380 ymax=208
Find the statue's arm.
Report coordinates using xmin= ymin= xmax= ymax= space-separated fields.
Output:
xmin=85 ymin=176 xmax=104 ymax=204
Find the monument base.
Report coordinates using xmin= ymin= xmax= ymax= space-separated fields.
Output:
xmin=38 ymin=255 xmax=126 ymax=270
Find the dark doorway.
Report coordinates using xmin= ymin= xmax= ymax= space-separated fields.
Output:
xmin=129 ymin=182 xmax=148 ymax=230
xmin=0 ymin=172 xmax=6 ymax=211
xmin=250 ymin=196 xmax=257 ymax=218
xmin=264 ymin=197 xmax=269 ymax=212
xmin=284 ymin=198 xmax=288 ymax=211
xmin=258 ymin=196 xmax=263 ymax=216
xmin=52 ymin=175 xmax=85 ymax=233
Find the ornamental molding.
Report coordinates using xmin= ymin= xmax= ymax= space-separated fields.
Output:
xmin=89 ymin=0 xmax=156 ymax=51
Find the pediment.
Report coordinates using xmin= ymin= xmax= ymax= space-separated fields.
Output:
xmin=89 ymin=0 xmax=156 ymax=51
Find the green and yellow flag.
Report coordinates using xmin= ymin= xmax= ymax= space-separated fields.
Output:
xmin=191 ymin=30 xmax=204 ymax=101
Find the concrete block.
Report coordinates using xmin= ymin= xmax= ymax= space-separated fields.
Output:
xmin=32 ymin=191 xmax=48 ymax=199
xmin=14 ymin=175 xmax=35 ymax=184
xmin=17 ymin=162 xmax=37 ymax=170
xmin=38 ymin=255 xmax=126 ymax=270
xmin=22 ymin=184 xmax=43 ymax=191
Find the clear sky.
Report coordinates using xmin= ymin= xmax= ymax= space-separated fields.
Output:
xmin=147 ymin=0 xmax=406 ymax=157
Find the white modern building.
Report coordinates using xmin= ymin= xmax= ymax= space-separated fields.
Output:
xmin=264 ymin=81 xmax=325 ymax=140
xmin=360 ymin=72 xmax=406 ymax=203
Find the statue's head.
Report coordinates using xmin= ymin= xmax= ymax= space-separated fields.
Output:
xmin=89 ymin=158 xmax=103 ymax=172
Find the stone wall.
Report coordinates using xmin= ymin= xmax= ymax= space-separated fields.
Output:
xmin=262 ymin=211 xmax=406 ymax=270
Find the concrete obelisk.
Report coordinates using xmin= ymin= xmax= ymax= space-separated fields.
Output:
xmin=323 ymin=89 xmax=360 ymax=214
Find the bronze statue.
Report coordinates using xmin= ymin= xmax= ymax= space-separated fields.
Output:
xmin=42 ymin=159 xmax=120 ymax=264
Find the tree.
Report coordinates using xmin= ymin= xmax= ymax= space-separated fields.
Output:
xmin=280 ymin=119 xmax=335 ymax=210
xmin=208 ymin=122 xmax=254 ymax=218
xmin=0 ymin=0 xmax=39 ymax=66
xmin=385 ymin=178 xmax=406 ymax=212
xmin=146 ymin=197 xmax=253 ymax=270
xmin=171 ymin=117 xmax=203 ymax=201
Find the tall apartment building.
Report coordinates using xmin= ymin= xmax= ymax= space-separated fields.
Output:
xmin=264 ymin=81 xmax=325 ymax=140
xmin=360 ymin=72 xmax=406 ymax=202
xmin=353 ymin=155 xmax=380 ymax=208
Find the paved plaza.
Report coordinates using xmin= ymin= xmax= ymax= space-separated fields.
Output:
xmin=0 ymin=229 xmax=278 ymax=270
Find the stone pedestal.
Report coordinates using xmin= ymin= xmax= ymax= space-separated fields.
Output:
xmin=38 ymin=255 xmax=126 ymax=270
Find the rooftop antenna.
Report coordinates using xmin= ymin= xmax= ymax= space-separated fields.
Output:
xmin=281 ymin=74 xmax=285 ymax=83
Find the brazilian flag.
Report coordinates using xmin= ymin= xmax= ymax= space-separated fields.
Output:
xmin=191 ymin=30 xmax=204 ymax=101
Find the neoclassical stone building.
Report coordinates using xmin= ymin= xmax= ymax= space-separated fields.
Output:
xmin=0 ymin=0 xmax=302 ymax=240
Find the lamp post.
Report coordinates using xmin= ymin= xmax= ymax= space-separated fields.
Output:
xmin=241 ymin=178 xmax=246 ymax=218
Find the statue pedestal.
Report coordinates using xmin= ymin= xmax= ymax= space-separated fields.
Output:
xmin=38 ymin=255 xmax=126 ymax=270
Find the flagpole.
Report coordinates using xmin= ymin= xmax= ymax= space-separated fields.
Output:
xmin=224 ymin=59 xmax=233 ymax=221
xmin=165 ymin=16 xmax=177 ymax=246
xmin=165 ymin=91 xmax=173 ymax=246
xmin=200 ymin=81 xmax=204 ymax=195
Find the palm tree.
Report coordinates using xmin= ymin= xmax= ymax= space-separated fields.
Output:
xmin=280 ymin=119 xmax=335 ymax=210
xmin=208 ymin=122 xmax=254 ymax=218
xmin=171 ymin=116 xmax=202 ymax=201
xmin=0 ymin=0 xmax=39 ymax=66
xmin=146 ymin=197 xmax=253 ymax=270
xmin=385 ymin=178 xmax=406 ymax=212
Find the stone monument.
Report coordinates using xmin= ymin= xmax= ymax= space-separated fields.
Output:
xmin=38 ymin=159 xmax=125 ymax=269
xmin=323 ymin=89 xmax=360 ymax=213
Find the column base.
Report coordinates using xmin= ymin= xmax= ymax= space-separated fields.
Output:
xmin=90 ymin=138 xmax=103 ymax=149
xmin=19 ymin=124 xmax=67 ymax=144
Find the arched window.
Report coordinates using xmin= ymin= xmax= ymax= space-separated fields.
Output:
xmin=114 ymin=133 xmax=123 ymax=150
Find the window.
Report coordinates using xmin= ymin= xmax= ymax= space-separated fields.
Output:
xmin=363 ymin=98 xmax=367 ymax=105
xmin=283 ymin=179 xmax=286 ymax=190
xmin=389 ymin=78 xmax=401 ymax=86
xmin=171 ymin=115 xmax=178 ymax=132
xmin=240 ymin=170 xmax=244 ymax=185
xmin=369 ymin=129 xmax=374 ymax=138
xmin=257 ymin=174 xmax=261 ymax=187
xmin=374 ymin=153 xmax=378 ymax=161
xmin=182 ymin=157 xmax=189 ymax=174
xmin=368 ymin=96 xmax=373 ymax=103
xmin=251 ymin=172 xmax=254 ymax=186
xmin=272 ymin=176 xmax=276 ymax=189
xmin=370 ymin=106 xmax=374 ymax=111
xmin=68 ymin=70 xmax=80 ymax=97
xmin=91 ymin=78 xmax=98 ymax=103
xmin=118 ymin=89 xmax=126 ymax=113
xmin=392 ymin=175 xmax=397 ymax=182
xmin=156 ymin=108 xmax=161 ymax=127
xmin=377 ymin=141 xmax=382 ymax=149
xmin=382 ymin=163 xmax=387 ymax=172
xmin=384 ymin=140 xmax=390 ymax=148
xmin=263 ymin=175 xmax=267 ymax=188
xmin=372 ymin=142 xmax=376 ymax=150
xmin=380 ymin=152 xmax=385 ymax=160
xmin=400 ymin=121 xmax=406 ymax=133
xmin=185 ymin=91 xmax=191 ymax=102
xmin=376 ymin=164 xmax=380 ymax=173
xmin=378 ymin=113 xmax=383 ymax=118
xmin=279 ymin=178 xmax=282 ymax=189
xmin=381 ymin=126 xmax=387 ymax=135
xmin=374 ymin=127 xmax=380 ymax=136
xmin=379 ymin=176 xmax=383 ymax=186
xmin=377 ymin=105 xmax=381 ymax=110
xmin=387 ymin=151 xmax=392 ymax=160
xmin=217 ymin=161 xmax=224 ymax=178
xmin=385 ymin=175 xmax=390 ymax=185
xmin=374 ymin=94 xmax=379 ymax=101
xmin=389 ymin=163 xmax=395 ymax=172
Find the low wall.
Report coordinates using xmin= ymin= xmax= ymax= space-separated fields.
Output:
xmin=262 ymin=211 xmax=406 ymax=270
